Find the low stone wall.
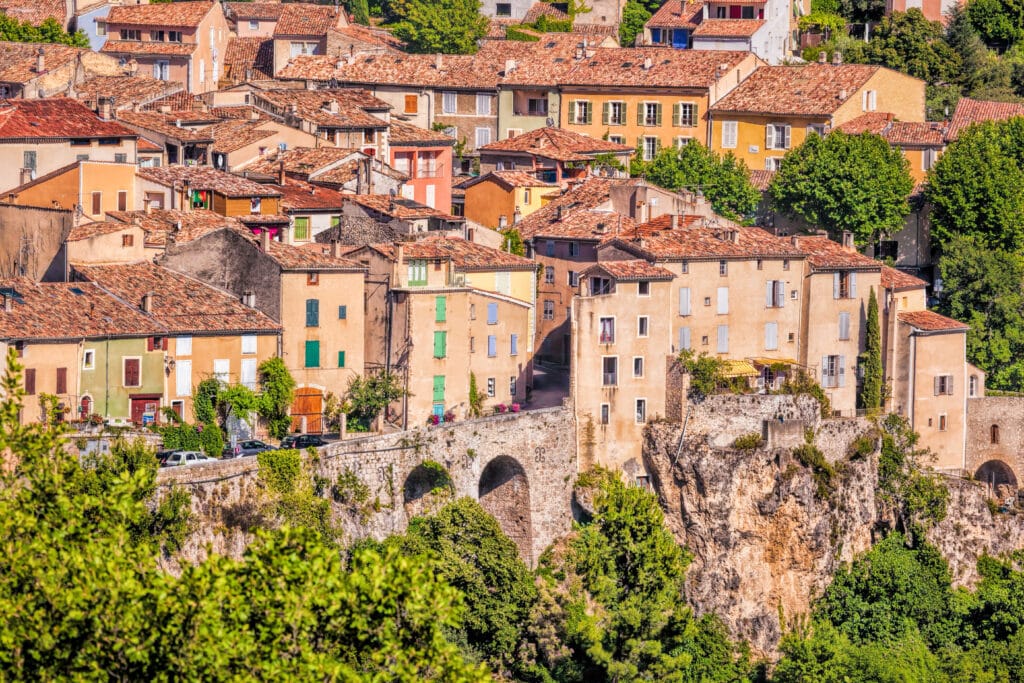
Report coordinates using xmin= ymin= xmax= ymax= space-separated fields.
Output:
xmin=686 ymin=394 xmax=822 ymax=449
xmin=158 ymin=406 xmax=577 ymax=567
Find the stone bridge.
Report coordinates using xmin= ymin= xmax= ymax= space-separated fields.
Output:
xmin=157 ymin=406 xmax=577 ymax=566
xmin=966 ymin=397 xmax=1024 ymax=499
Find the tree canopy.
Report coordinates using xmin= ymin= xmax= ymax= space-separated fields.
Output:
xmin=389 ymin=0 xmax=488 ymax=54
xmin=0 ymin=14 xmax=89 ymax=46
xmin=768 ymin=131 xmax=913 ymax=246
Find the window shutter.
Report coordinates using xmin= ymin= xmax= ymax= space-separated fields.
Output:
xmin=240 ymin=358 xmax=257 ymax=389
xmin=338 ymin=305 xmax=347 ymax=319
xmin=765 ymin=322 xmax=778 ymax=350
xmin=655 ymin=103 xmax=663 ymax=126
xmin=717 ymin=325 xmax=729 ymax=353
xmin=433 ymin=375 xmax=445 ymax=402
xmin=776 ymin=282 xmax=785 ymax=308
xmin=568 ymin=100 xmax=576 ymax=122
xmin=56 ymin=367 xmax=67 ymax=394
xmin=487 ymin=335 xmax=497 ymax=357
xmin=637 ymin=103 xmax=644 ymax=126
xmin=947 ymin=376 xmax=954 ymax=394
xmin=153 ymin=62 xmax=160 ymax=79
xmin=849 ymin=272 xmax=858 ymax=298
xmin=838 ymin=356 xmax=846 ymax=387
xmin=673 ymin=102 xmax=681 ymax=127
xmin=833 ymin=273 xmax=841 ymax=299
xmin=679 ymin=327 xmax=691 ymax=351
xmin=337 ymin=351 xmax=346 ymax=368
xmin=717 ymin=286 xmax=729 ymax=314
xmin=679 ymin=287 xmax=691 ymax=316
xmin=783 ymin=125 xmax=791 ymax=149
xmin=306 ymin=298 xmax=319 ymax=326
xmin=585 ymin=101 xmax=592 ymax=124
xmin=822 ymin=355 xmax=830 ymax=387
xmin=24 ymin=368 xmax=35 ymax=395
xmin=602 ymin=102 xmax=609 ymax=125
xmin=304 ymin=340 xmax=320 ymax=368
xmin=511 ymin=334 xmax=518 ymax=355
xmin=435 ymin=296 xmax=446 ymax=322
xmin=766 ymin=125 xmax=774 ymax=149
xmin=692 ymin=103 xmax=699 ymax=125
xmin=147 ymin=336 xmax=154 ymax=352
xmin=766 ymin=281 xmax=774 ymax=307
xmin=175 ymin=359 xmax=192 ymax=396
xmin=487 ymin=303 xmax=498 ymax=324
xmin=839 ymin=312 xmax=850 ymax=340
xmin=433 ymin=331 xmax=446 ymax=358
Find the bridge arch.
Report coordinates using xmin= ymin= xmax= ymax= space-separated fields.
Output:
xmin=403 ymin=461 xmax=453 ymax=518
xmin=975 ymin=459 xmax=1018 ymax=500
xmin=479 ymin=455 xmax=533 ymax=564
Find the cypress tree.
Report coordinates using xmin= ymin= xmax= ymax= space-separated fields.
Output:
xmin=861 ymin=286 xmax=883 ymax=411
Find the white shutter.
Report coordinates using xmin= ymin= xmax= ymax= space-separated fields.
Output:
xmin=783 ymin=125 xmax=791 ymax=149
xmin=153 ymin=62 xmax=161 ymax=79
xmin=766 ymin=281 xmax=774 ymax=307
xmin=476 ymin=93 xmax=491 ymax=115
xmin=717 ymin=286 xmax=729 ymax=314
xmin=475 ymin=127 xmax=491 ymax=147
xmin=862 ymin=91 xmax=868 ymax=111
xmin=947 ymin=375 xmax=954 ymax=395
xmin=241 ymin=334 xmax=257 ymax=354
xmin=839 ymin=312 xmax=850 ymax=340
xmin=679 ymin=327 xmax=691 ymax=351
xmin=175 ymin=359 xmax=192 ymax=397
xmin=765 ymin=322 xmax=778 ymax=350
xmin=766 ymin=125 xmax=775 ymax=150
xmin=213 ymin=359 xmax=229 ymax=382
xmin=833 ymin=273 xmax=841 ymax=299
xmin=176 ymin=336 xmax=192 ymax=356
xmin=838 ymin=355 xmax=846 ymax=387
xmin=869 ymin=91 xmax=877 ymax=110
xmin=679 ymin=287 xmax=691 ymax=316
xmin=722 ymin=121 xmax=737 ymax=149
xmin=717 ymin=325 xmax=729 ymax=353
xmin=776 ymin=281 xmax=785 ymax=308
xmin=934 ymin=375 xmax=941 ymax=395
xmin=822 ymin=355 xmax=831 ymax=387
xmin=850 ymin=272 xmax=858 ymax=298
xmin=240 ymin=358 xmax=257 ymax=389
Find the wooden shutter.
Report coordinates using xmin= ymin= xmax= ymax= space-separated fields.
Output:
xmin=56 ymin=367 xmax=67 ymax=394
xmin=822 ymin=355 xmax=831 ymax=387
xmin=679 ymin=287 xmax=691 ymax=316
xmin=511 ymin=334 xmax=518 ymax=355
xmin=304 ymin=340 xmax=320 ymax=368
xmin=124 ymin=358 xmax=139 ymax=387
xmin=679 ymin=327 xmax=691 ymax=351
xmin=404 ymin=94 xmax=418 ymax=114
xmin=783 ymin=125 xmax=792 ymax=149
xmin=692 ymin=103 xmax=699 ymax=125
xmin=432 ymin=375 xmax=445 ymax=402
xmin=435 ymin=296 xmax=446 ymax=322
xmin=338 ymin=305 xmax=347 ymax=319
xmin=717 ymin=286 xmax=729 ymax=314
xmin=487 ymin=335 xmax=497 ymax=356
xmin=766 ymin=281 xmax=774 ymax=307
xmin=584 ymin=101 xmax=592 ymax=124
xmin=433 ymin=331 xmax=446 ymax=358
xmin=776 ymin=282 xmax=785 ymax=308
xmin=602 ymin=102 xmax=609 ymax=125
xmin=91 ymin=192 xmax=101 ymax=215
xmin=673 ymin=102 xmax=681 ymax=127
xmin=337 ymin=351 xmax=346 ymax=368
xmin=24 ymin=368 xmax=35 ymax=395
xmin=655 ymin=103 xmax=662 ymax=126
xmin=766 ymin=125 xmax=775 ymax=150
xmin=305 ymin=299 xmax=319 ymax=327
xmin=567 ymin=100 xmax=576 ymax=123
xmin=637 ymin=103 xmax=644 ymax=126
xmin=849 ymin=272 xmax=858 ymax=298
xmin=833 ymin=273 xmax=841 ymax=299
xmin=838 ymin=355 xmax=846 ymax=387
xmin=717 ymin=325 xmax=729 ymax=353
xmin=765 ymin=323 xmax=778 ymax=350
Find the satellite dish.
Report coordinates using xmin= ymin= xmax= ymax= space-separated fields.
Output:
xmin=545 ymin=117 xmax=554 ymax=127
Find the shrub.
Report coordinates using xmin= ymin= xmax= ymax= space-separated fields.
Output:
xmin=777 ymin=370 xmax=833 ymax=418
xmin=793 ymin=443 xmax=836 ymax=499
xmin=733 ymin=433 xmax=765 ymax=451
xmin=332 ymin=468 xmax=371 ymax=507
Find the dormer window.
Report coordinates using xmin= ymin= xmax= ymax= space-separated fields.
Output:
xmin=122 ymin=29 xmax=140 ymax=40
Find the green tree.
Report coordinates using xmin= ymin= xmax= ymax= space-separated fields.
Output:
xmin=636 ymin=141 xmax=761 ymax=221
xmin=468 ymin=372 xmax=484 ymax=417
xmin=389 ymin=0 xmax=488 ymax=54
xmin=966 ymin=0 xmax=1024 ymax=50
xmin=769 ymin=131 xmax=913 ymax=246
xmin=351 ymin=0 xmax=371 ymax=25
xmin=0 ymin=14 xmax=89 ymax=46
xmin=935 ymin=235 xmax=1024 ymax=391
xmin=257 ymin=356 xmax=296 ymax=439
xmin=501 ymin=227 xmax=526 ymax=256
xmin=877 ymin=413 xmax=949 ymax=537
xmin=860 ymin=287 xmax=883 ymax=411
xmin=857 ymin=9 xmax=960 ymax=82
xmin=838 ymin=0 xmax=885 ymax=23
xmin=925 ymin=119 xmax=1024 ymax=252
xmin=618 ymin=0 xmax=651 ymax=46
xmin=345 ymin=371 xmax=405 ymax=429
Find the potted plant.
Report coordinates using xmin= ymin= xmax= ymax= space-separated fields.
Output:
xmin=443 ymin=409 xmax=456 ymax=423
xmin=428 ymin=414 xmax=440 ymax=426
xmin=495 ymin=403 xmax=508 ymax=414
xmin=510 ymin=403 xmax=521 ymax=413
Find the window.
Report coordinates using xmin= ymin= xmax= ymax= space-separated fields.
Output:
xmin=475 ymin=127 xmax=491 ymax=147
xmin=175 ymin=359 xmax=192 ymax=397
xmin=487 ymin=334 xmax=497 ymax=357
xmin=293 ymin=217 xmax=309 ymax=241
xmin=765 ymin=157 xmax=784 ymax=171
xmin=935 ymin=374 xmax=954 ymax=395
xmin=122 ymin=28 xmax=140 ymax=40
xmin=642 ymin=136 xmax=658 ymax=161
xmin=305 ymin=299 xmax=319 ymax=327
xmin=991 ymin=424 xmax=1000 ymax=444
xmin=337 ymin=305 xmax=347 ymax=320
xmin=524 ymin=188 xmax=531 ymax=204
xmin=509 ymin=376 xmax=517 ymax=397
xmin=528 ymin=98 xmax=548 ymax=115
xmin=635 ymin=399 xmax=647 ymax=424
xmin=510 ymin=334 xmax=518 ymax=355
xmin=604 ymin=101 xmax=626 ymax=126
xmin=675 ymin=102 xmax=696 ymax=127
xmin=602 ymin=357 xmax=618 ymax=386
xmin=433 ymin=331 xmax=447 ymax=358
xmin=570 ymin=100 xmax=592 ymax=125
xmin=766 ymin=280 xmax=785 ymax=307
xmin=741 ymin=5 xmax=754 ymax=17
xmin=543 ymin=300 xmax=555 ymax=320
xmin=675 ymin=136 xmax=693 ymax=149
xmin=876 ymin=240 xmax=898 ymax=260
xmin=289 ymin=41 xmax=316 ymax=57
xmin=241 ymin=358 xmax=257 ymax=390
xmin=633 ymin=356 xmax=644 ymax=378
xmin=123 ymin=358 xmax=141 ymax=387
xmin=717 ymin=325 xmax=729 ymax=353
xmin=721 ymin=121 xmax=738 ymax=149
xmin=862 ymin=90 xmax=877 ymax=111
xmin=938 ymin=414 xmax=948 ymax=431
xmin=638 ymin=316 xmax=649 ymax=337
xmin=641 ymin=102 xmax=662 ymax=127
xmin=117 ymin=191 xmax=127 ymax=212
xmin=487 ymin=377 xmax=496 ymax=397
xmin=766 ymin=124 xmax=791 ymax=150
xmin=764 ymin=322 xmax=778 ymax=350
xmin=469 ymin=304 xmax=476 ymax=320
xmin=122 ymin=234 xmax=134 ymax=247
xmin=151 ymin=30 xmax=165 ymax=41
xmin=496 ymin=2 xmax=511 ymax=15
xmin=56 ymin=367 xmax=67 ymax=395
xmin=304 ymin=340 xmax=320 ymax=368
xmin=442 ymin=91 xmax=457 ymax=113
xmin=96 ymin=20 xmax=105 ymax=36
xmin=76 ymin=154 xmax=89 ymax=162
xmin=568 ymin=241 xmax=579 ymax=257
xmin=609 ymin=135 xmax=625 ymax=145
xmin=169 ymin=30 xmax=182 ymax=42
xmin=970 ymin=375 xmax=979 ymax=398
xmin=783 ymin=259 xmax=790 ymax=271
xmin=719 ymin=260 xmax=728 ymax=276
xmin=600 ymin=404 xmax=610 ymax=425
xmin=838 ymin=312 xmax=851 ymax=340
xmin=599 ymin=317 xmax=615 ymax=344
xmin=199 ymin=59 xmax=205 ymax=83
xmin=821 ymin=354 xmax=846 ymax=388
xmin=408 ymin=259 xmax=427 ymax=285
xmin=716 ymin=5 xmax=726 ymax=16
xmin=176 ymin=336 xmax=192 ymax=356
xmin=24 ymin=368 xmax=35 ymax=395
xmin=154 ymin=60 xmax=170 ymax=81
xmin=716 ymin=286 xmax=729 ymax=314
xmin=681 ymin=260 xmax=689 ymax=274
xmin=487 ymin=303 xmax=498 ymax=324
xmin=678 ymin=287 xmax=691 ymax=316
xmin=83 ymin=349 xmax=95 ymax=370
xmin=248 ymin=19 xmax=259 ymax=30
xmin=91 ymin=192 xmax=101 ymax=215
xmin=114 ymin=153 xmax=127 ymax=163
xmin=678 ymin=327 xmax=691 ymax=351
xmin=22 ymin=150 xmax=35 ymax=172
xmin=638 ymin=281 xmax=650 ymax=296
xmin=476 ymin=93 xmax=491 ymax=115
xmin=568 ymin=271 xmax=579 ymax=287
xmin=241 ymin=334 xmax=257 ymax=355
xmin=833 ymin=272 xmax=857 ymax=299
xmin=404 ymin=94 xmax=418 ymax=114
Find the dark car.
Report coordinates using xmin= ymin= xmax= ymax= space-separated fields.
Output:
xmin=222 ymin=440 xmax=276 ymax=458
xmin=280 ymin=434 xmax=328 ymax=450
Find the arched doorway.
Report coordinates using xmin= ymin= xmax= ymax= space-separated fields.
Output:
xmin=975 ymin=459 xmax=1018 ymax=502
xmin=479 ymin=456 xmax=533 ymax=564
xmin=79 ymin=395 xmax=93 ymax=419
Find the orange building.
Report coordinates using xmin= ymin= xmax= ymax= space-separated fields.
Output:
xmin=3 ymin=160 xmax=138 ymax=222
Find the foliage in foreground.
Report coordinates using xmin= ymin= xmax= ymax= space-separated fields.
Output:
xmin=0 ymin=14 xmax=88 ymax=46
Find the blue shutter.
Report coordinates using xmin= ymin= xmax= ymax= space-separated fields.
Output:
xmin=338 ymin=305 xmax=347 ymax=319
xmin=487 ymin=303 xmax=498 ymax=324
xmin=510 ymin=333 xmax=518 ymax=355
xmin=487 ymin=335 xmax=497 ymax=357
xmin=306 ymin=299 xmax=319 ymax=327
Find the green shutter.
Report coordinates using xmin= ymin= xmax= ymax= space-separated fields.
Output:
xmin=637 ymin=103 xmax=644 ymax=126
xmin=673 ymin=102 xmax=681 ymax=127
xmin=602 ymin=101 xmax=609 ymax=125
xmin=567 ymin=99 xmax=576 ymax=123
xmin=433 ymin=331 xmax=447 ymax=358
xmin=432 ymin=375 xmax=445 ymax=402
xmin=692 ymin=103 xmax=699 ymax=125
xmin=584 ymin=101 xmax=592 ymax=124
xmin=435 ymin=295 xmax=446 ymax=322
xmin=293 ymin=217 xmax=309 ymax=241
xmin=304 ymin=340 xmax=320 ymax=368
xmin=655 ymin=103 xmax=662 ymax=126
xmin=337 ymin=350 xmax=346 ymax=368
xmin=331 ymin=215 xmax=340 ymax=228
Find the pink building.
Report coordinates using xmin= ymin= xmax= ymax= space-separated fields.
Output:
xmin=886 ymin=0 xmax=961 ymax=22
xmin=388 ymin=120 xmax=455 ymax=213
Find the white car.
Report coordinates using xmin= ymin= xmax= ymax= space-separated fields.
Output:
xmin=161 ymin=450 xmax=215 ymax=467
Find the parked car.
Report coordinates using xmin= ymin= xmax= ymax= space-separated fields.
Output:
xmin=280 ymin=435 xmax=328 ymax=450
xmin=222 ymin=440 xmax=276 ymax=458
xmin=161 ymin=450 xmax=215 ymax=467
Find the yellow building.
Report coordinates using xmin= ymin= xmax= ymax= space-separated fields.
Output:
xmin=3 ymin=160 xmax=138 ymax=221
xmin=136 ymin=165 xmax=284 ymax=217
xmin=708 ymin=63 xmax=926 ymax=171
xmin=460 ymin=171 xmax=556 ymax=230
xmin=558 ymin=47 xmax=762 ymax=157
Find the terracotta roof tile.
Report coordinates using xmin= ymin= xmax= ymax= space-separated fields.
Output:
xmin=273 ymin=3 xmax=342 ymax=36
xmin=0 ymin=43 xmax=91 ymax=85
xmin=241 ymin=145 xmax=358 ymax=177
xmin=0 ymin=278 xmax=161 ymax=341
xmin=332 ymin=23 xmax=405 ymax=50
xmin=881 ymin=265 xmax=927 ymax=291
xmin=947 ymin=97 xmax=1024 ymax=141
xmin=646 ymin=0 xmax=703 ymax=28
xmin=480 ymin=127 xmax=630 ymax=161
xmin=275 ymin=178 xmax=345 ymax=211
xmin=66 ymin=221 xmax=136 ymax=242
xmin=611 ymin=218 xmax=805 ymax=260
xmin=74 ymin=262 xmax=280 ymax=334
xmin=373 ymin=235 xmax=535 ymax=271
xmin=226 ymin=2 xmax=286 ymax=20
xmin=711 ymin=64 xmax=882 ymax=116
xmin=799 ymin=235 xmax=881 ymax=270
xmin=835 ymin=111 xmax=892 ymax=135
xmin=106 ymin=1 xmax=213 ymax=27
xmin=516 ymin=177 xmax=641 ymax=239
xmin=203 ymin=118 xmax=276 ymax=153
xmin=115 ymin=109 xmax=215 ymax=142
xmin=260 ymin=235 xmax=366 ymax=271
xmin=224 ymin=37 xmax=274 ymax=80
xmin=561 ymin=47 xmax=753 ymax=88
xmin=461 ymin=170 xmax=556 ymax=190
xmin=76 ymin=75 xmax=183 ymax=110
xmin=137 ymin=136 xmax=163 ymax=152
xmin=101 ymin=40 xmax=196 ymax=56
xmin=252 ymin=88 xmax=389 ymax=129
xmin=898 ymin=310 xmax=968 ymax=332
xmin=523 ymin=1 xmax=569 ymax=22
xmin=0 ymin=97 xmax=137 ymax=140
xmin=589 ymin=259 xmax=675 ymax=281
xmin=107 ymin=208 xmax=238 ymax=246
xmin=344 ymin=194 xmax=459 ymax=221
xmin=692 ymin=19 xmax=764 ymax=37
xmin=0 ymin=0 xmax=66 ymax=26
xmin=388 ymin=119 xmax=453 ymax=145
xmin=141 ymin=90 xmax=203 ymax=112
xmin=748 ymin=169 xmax=774 ymax=191
xmin=137 ymin=165 xmax=283 ymax=198
xmin=837 ymin=112 xmax=945 ymax=146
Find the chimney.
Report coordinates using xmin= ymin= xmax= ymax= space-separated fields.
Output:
xmin=832 ymin=50 xmax=842 ymax=66
xmin=98 ymin=96 xmax=112 ymax=121
xmin=791 ymin=235 xmax=800 ymax=248
xmin=575 ymin=43 xmax=584 ymax=60
xmin=643 ymin=56 xmax=653 ymax=70
xmin=838 ymin=88 xmax=848 ymax=101
xmin=260 ymin=228 xmax=271 ymax=252
xmin=35 ymin=46 xmax=44 ymax=73
xmin=144 ymin=198 xmax=152 ymax=214
xmin=818 ymin=51 xmax=827 ymax=64
xmin=141 ymin=292 xmax=154 ymax=313
xmin=435 ymin=53 xmax=443 ymax=70
xmin=278 ymin=160 xmax=286 ymax=185
xmin=242 ymin=290 xmax=256 ymax=308
xmin=842 ymin=230 xmax=854 ymax=250
xmin=173 ymin=220 xmax=181 ymax=233
xmin=670 ymin=214 xmax=679 ymax=230
xmin=556 ymin=205 xmax=564 ymax=220
xmin=2 ymin=294 xmax=11 ymax=313
xmin=504 ymin=59 xmax=516 ymax=74
xmin=331 ymin=239 xmax=342 ymax=257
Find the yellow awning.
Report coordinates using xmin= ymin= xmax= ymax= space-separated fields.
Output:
xmin=749 ymin=357 xmax=799 ymax=367
xmin=721 ymin=360 xmax=758 ymax=378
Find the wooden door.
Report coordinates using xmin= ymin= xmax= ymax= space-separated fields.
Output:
xmin=290 ymin=388 xmax=323 ymax=434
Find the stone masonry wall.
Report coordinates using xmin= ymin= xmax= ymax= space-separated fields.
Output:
xmin=158 ymin=406 xmax=576 ymax=568
xmin=966 ymin=397 xmax=1024 ymax=484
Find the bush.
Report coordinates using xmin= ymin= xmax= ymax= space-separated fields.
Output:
xmin=332 ymin=468 xmax=371 ymax=507
xmin=777 ymin=370 xmax=833 ymax=418
xmin=793 ymin=443 xmax=836 ymax=499
xmin=733 ymin=433 xmax=765 ymax=451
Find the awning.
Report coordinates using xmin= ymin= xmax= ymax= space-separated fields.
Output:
xmin=720 ymin=360 xmax=758 ymax=378
xmin=749 ymin=357 xmax=799 ymax=367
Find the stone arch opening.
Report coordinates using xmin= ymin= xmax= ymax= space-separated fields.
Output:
xmin=975 ymin=459 xmax=1018 ymax=501
xmin=479 ymin=455 xmax=533 ymax=565
xmin=403 ymin=461 xmax=453 ymax=518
